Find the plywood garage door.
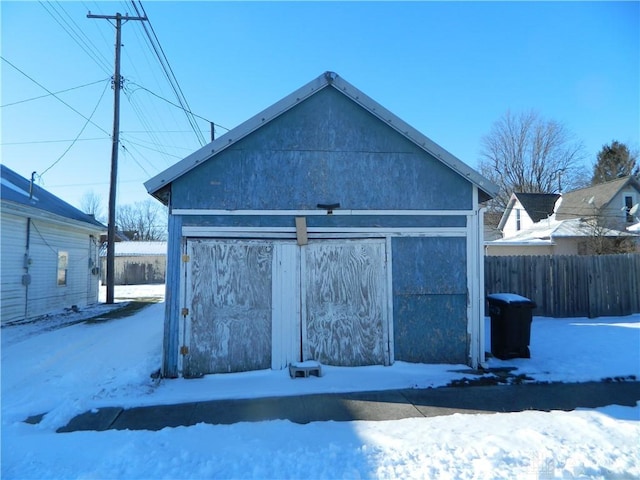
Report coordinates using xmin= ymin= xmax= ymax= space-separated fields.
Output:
xmin=303 ymin=240 xmax=388 ymax=366
xmin=184 ymin=238 xmax=389 ymax=376
xmin=184 ymin=239 xmax=273 ymax=376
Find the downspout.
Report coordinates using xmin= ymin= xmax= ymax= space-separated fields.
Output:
xmin=23 ymin=218 xmax=32 ymax=320
xmin=23 ymin=172 xmax=36 ymax=319
xmin=478 ymin=205 xmax=488 ymax=369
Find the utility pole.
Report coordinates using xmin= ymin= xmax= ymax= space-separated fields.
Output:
xmin=87 ymin=12 xmax=146 ymax=304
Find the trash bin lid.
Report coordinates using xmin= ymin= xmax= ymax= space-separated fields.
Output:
xmin=487 ymin=293 xmax=535 ymax=306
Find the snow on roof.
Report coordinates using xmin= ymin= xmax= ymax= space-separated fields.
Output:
xmin=628 ymin=222 xmax=640 ymax=233
xmin=488 ymin=218 xmax=635 ymax=245
xmin=99 ymin=241 xmax=167 ymax=257
xmin=1 ymin=165 xmax=105 ymax=229
xmin=487 ymin=293 xmax=535 ymax=304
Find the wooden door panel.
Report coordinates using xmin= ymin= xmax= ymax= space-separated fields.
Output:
xmin=303 ymin=240 xmax=387 ymax=366
xmin=186 ymin=240 xmax=273 ymax=376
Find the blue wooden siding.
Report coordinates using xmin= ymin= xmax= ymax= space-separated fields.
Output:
xmin=163 ymin=214 xmax=182 ymax=377
xmin=182 ymin=215 xmax=466 ymax=228
xmin=161 ymin=85 xmax=480 ymax=375
xmin=392 ymin=236 xmax=468 ymax=364
xmin=171 ymin=87 xmax=472 ymax=211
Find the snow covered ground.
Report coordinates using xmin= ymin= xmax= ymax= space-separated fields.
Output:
xmin=2 ymin=285 xmax=639 ymax=479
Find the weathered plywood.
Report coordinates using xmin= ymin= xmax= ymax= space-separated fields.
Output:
xmin=0 ymin=213 xmax=28 ymax=323
xmin=391 ymin=236 xmax=469 ymax=364
xmin=303 ymin=240 xmax=388 ymax=366
xmin=185 ymin=240 xmax=273 ymax=376
xmin=171 ymin=88 xmax=473 ymax=211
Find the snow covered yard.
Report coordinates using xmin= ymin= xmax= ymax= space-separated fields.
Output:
xmin=2 ymin=285 xmax=639 ymax=479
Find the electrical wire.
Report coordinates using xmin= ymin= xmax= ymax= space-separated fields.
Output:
xmin=40 ymin=79 xmax=110 ymax=177
xmin=123 ymin=85 xmax=175 ymax=161
xmin=1 ymin=78 xmax=110 ymax=108
xmin=120 ymin=143 xmax=152 ymax=177
xmin=38 ymin=1 xmax=112 ymax=75
xmin=127 ymin=82 xmax=229 ymax=132
xmin=1 ymin=137 xmax=107 ymax=146
xmin=119 ymin=136 xmax=183 ymax=158
xmin=130 ymin=0 xmax=206 ymax=146
xmin=1 ymin=56 xmax=111 ymax=137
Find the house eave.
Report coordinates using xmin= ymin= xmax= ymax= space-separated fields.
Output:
xmin=485 ymin=240 xmax=555 ymax=247
xmin=1 ymin=199 xmax=106 ymax=234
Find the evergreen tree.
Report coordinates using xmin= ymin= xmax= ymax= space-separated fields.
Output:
xmin=591 ymin=140 xmax=638 ymax=185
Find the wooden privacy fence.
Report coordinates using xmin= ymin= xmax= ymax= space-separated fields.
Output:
xmin=484 ymin=254 xmax=640 ymax=318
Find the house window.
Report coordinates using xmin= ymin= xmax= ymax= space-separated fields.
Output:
xmin=625 ymin=196 xmax=634 ymax=223
xmin=516 ymin=209 xmax=521 ymax=231
xmin=57 ymin=251 xmax=68 ymax=286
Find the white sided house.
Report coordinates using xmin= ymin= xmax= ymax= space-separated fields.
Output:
xmin=145 ymin=72 xmax=498 ymax=378
xmin=498 ymin=193 xmax=561 ymax=238
xmin=1 ymin=165 xmax=105 ymax=324
xmin=486 ymin=179 xmax=640 ymax=256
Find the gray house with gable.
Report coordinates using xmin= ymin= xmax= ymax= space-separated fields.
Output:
xmin=145 ymin=72 xmax=497 ymax=378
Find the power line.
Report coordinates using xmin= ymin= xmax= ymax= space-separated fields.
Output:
xmin=1 ymin=137 xmax=107 ymax=146
xmin=46 ymin=179 xmax=146 ymax=188
xmin=119 ymin=136 xmax=184 ymax=158
xmin=120 ymin=143 xmax=152 ymax=177
xmin=87 ymin=10 xmax=147 ymax=306
xmin=120 ymin=3 xmax=189 ymax=149
xmin=130 ymin=0 xmax=206 ymax=145
xmin=1 ymin=56 xmax=111 ymax=137
xmin=0 ymin=78 xmax=110 ymax=108
xmin=123 ymin=85 xmax=175 ymax=161
xmin=121 ymin=130 xmax=213 ymax=133
xmin=40 ymin=79 xmax=111 ymax=177
xmin=126 ymin=82 xmax=229 ymax=132
xmin=38 ymin=1 xmax=112 ymax=74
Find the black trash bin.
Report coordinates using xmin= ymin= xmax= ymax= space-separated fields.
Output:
xmin=487 ymin=293 xmax=536 ymax=360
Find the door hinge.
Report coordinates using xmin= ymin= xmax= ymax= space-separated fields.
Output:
xmin=182 ymin=254 xmax=190 ymax=263
xmin=180 ymin=345 xmax=189 ymax=355
xmin=181 ymin=307 xmax=189 ymax=316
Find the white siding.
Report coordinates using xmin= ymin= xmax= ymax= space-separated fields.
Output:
xmin=1 ymin=209 xmax=101 ymax=324
xmin=502 ymin=199 xmax=537 ymax=238
xmin=1 ymin=213 xmax=28 ymax=323
xmin=605 ymin=187 xmax=640 ymax=229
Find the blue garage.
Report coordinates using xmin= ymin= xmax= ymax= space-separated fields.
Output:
xmin=145 ymin=72 xmax=497 ymax=378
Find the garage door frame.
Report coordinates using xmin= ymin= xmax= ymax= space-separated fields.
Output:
xmin=180 ymin=235 xmax=393 ymax=374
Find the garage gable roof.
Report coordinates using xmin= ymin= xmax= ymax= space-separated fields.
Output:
xmin=145 ymin=71 xmax=498 ymax=203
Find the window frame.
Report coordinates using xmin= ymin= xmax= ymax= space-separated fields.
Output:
xmin=624 ymin=195 xmax=635 ymax=223
xmin=57 ymin=250 xmax=68 ymax=286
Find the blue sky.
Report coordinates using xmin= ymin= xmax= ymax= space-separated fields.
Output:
xmin=1 ymin=1 xmax=638 ymax=213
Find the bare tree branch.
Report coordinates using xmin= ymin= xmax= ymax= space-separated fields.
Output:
xmin=116 ymin=199 xmax=167 ymax=241
xmin=479 ymin=110 xmax=588 ymax=210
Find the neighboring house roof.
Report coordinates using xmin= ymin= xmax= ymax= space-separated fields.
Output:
xmin=145 ymin=71 xmax=498 ymax=204
xmin=99 ymin=241 xmax=167 ymax=257
xmin=1 ymin=164 xmax=105 ymax=229
xmin=555 ymin=176 xmax=640 ymax=221
xmin=486 ymin=217 xmax=635 ymax=246
xmin=498 ymin=192 xmax=561 ymax=230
